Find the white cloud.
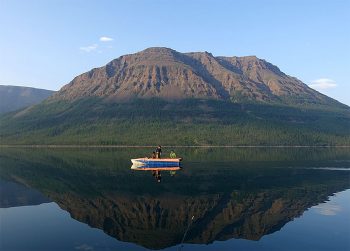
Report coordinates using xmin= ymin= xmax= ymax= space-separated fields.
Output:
xmin=99 ymin=36 xmax=114 ymax=42
xmin=309 ymin=78 xmax=337 ymax=90
xmin=79 ymin=36 xmax=113 ymax=53
xmin=79 ymin=44 xmax=98 ymax=53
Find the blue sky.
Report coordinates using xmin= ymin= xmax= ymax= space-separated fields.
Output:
xmin=0 ymin=0 xmax=349 ymax=105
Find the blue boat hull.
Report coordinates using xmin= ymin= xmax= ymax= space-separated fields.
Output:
xmin=131 ymin=158 xmax=181 ymax=168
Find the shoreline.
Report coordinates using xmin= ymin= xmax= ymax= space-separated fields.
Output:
xmin=0 ymin=145 xmax=349 ymax=148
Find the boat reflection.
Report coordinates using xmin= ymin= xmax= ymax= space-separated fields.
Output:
xmin=131 ymin=164 xmax=182 ymax=182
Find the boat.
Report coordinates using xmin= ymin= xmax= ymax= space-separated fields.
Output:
xmin=131 ymin=158 xmax=182 ymax=167
xmin=131 ymin=164 xmax=181 ymax=171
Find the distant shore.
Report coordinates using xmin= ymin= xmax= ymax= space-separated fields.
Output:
xmin=0 ymin=145 xmax=349 ymax=148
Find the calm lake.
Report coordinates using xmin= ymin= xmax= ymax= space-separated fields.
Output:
xmin=1 ymin=147 xmax=349 ymax=251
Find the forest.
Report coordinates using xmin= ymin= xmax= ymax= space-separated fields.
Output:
xmin=0 ymin=98 xmax=349 ymax=145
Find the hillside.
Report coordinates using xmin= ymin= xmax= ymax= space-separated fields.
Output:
xmin=0 ymin=85 xmax=54 ymax=114
xmin=0 ymin=48 xmax=349 ymax=145
xmin=51 ymin=47 xmax=342 ymax=108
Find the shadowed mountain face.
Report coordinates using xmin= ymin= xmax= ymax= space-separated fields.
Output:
xmin=0 ymin=85 xmax=54 ymax=114
xmin=1 ymin=148 xmax=349 ymax=249
xmin=51 ymin=47 xmax=338 ymax=106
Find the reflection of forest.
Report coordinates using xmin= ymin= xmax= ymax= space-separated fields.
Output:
xmin=0 ymin=148 xmax=349 ymax=249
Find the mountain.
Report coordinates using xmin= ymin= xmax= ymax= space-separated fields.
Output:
xmin=0 ymin=85 xmax=54 ymax=114
xmin=0 ymin=47 xmax=349 ymax=145
xmin=51 ymin=47 xmax=340 ymax=107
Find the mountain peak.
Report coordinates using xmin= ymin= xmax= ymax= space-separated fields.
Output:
xmin=140 ymin=47 xmax=176 ymax=53
xmin=51 ymin=47 xmax=340 ymax=107
xmin=135 ymin=47 xmax=181 ymax=61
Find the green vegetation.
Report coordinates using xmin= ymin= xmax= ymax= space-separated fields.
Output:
xmin=0 ymin=98 xmax=349 ymax=145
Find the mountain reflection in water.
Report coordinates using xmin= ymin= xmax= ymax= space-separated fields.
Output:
xmin=0 ymin=147 xmax=349 ymax=250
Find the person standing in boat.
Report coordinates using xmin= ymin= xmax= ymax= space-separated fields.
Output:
xmin=155 ymin=145 xmax=162 ymax=159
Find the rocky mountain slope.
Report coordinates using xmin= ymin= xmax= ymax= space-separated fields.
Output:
xmin=0 ymin=85 xmax=54 ymax=114
xmin=1 ymin=48 xmax=349 ymax=145
xmin=51 ymin=47 xmax=340 ymax=107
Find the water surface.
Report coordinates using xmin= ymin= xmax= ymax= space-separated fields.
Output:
xmin=0 ymin=147 xmax=349 ymax=250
